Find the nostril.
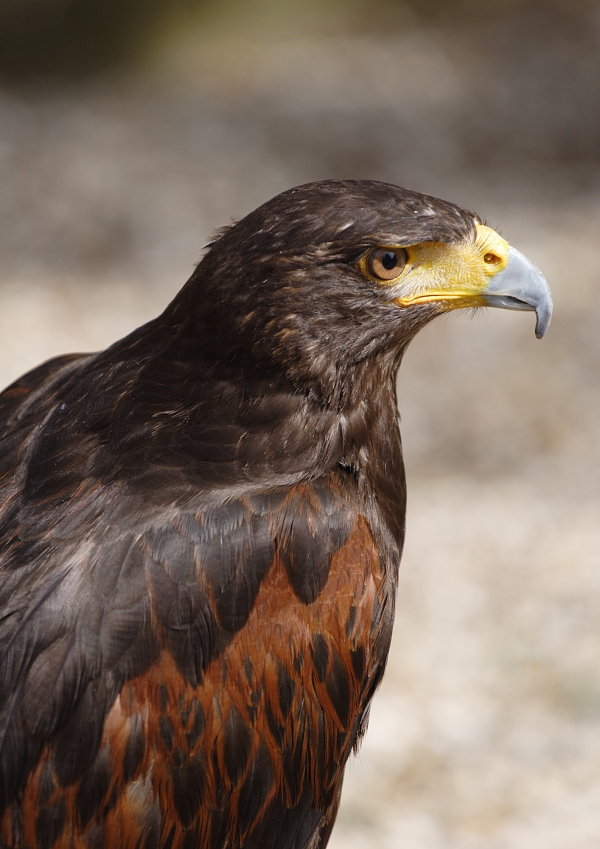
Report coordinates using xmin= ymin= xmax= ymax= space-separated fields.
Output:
xmin=484 ymin=252 xmax=502 ymax=265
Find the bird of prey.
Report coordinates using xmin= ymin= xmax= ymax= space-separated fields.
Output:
xmin=0 ymin=181 xmax=551 ymax=849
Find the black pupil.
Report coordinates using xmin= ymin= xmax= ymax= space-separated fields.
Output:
xmin=382 ymin=252 xmax=397 ymax=270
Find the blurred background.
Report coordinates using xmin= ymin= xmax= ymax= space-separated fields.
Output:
xmin=0 ymin=0 xmax=599 ymax=846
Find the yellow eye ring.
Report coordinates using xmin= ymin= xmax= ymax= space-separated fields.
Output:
xmin=365 ymin=247 xmax=409 ymax=281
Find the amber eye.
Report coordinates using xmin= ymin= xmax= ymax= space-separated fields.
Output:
xmin=367 ymin=247 xmax=409 ymax=281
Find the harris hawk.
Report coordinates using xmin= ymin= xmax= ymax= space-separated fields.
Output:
xmin=0 ymin=180 xmax=551 ymax=849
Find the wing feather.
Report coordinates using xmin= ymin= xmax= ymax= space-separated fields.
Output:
xmin=0 ymin=351 xmax=396 ymax=849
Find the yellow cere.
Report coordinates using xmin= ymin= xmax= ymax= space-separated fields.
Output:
xmin=379 ymin=223 xmax=510 ymax=308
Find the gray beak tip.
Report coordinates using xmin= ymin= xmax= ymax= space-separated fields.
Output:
xmin=483 ymin=246 xmax=553 ymax=339
xmin=535 ymin=311 xmax=551 ymax=340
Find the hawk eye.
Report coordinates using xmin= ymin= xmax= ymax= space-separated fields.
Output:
xmin=367 ymin=247 xmax=408 ymax=281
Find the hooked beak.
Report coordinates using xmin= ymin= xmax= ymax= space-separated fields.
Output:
xmin=480 ymin=246 xmax=552 ymax=338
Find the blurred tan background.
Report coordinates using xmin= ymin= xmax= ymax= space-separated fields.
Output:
xmin=1 ymin=0 xmax=599 ymax=846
